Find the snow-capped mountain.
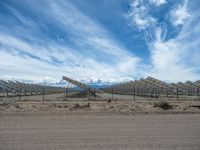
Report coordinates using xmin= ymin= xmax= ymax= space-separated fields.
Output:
xmin=0 ymin=76 xmax=134 ymax=87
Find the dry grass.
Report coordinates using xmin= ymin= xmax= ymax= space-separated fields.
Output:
xmin=154 ymin=101 xmax=173 ymax=110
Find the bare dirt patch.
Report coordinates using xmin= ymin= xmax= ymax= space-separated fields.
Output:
xmin=0 ymin=114 xmax=200 ymax=150
xmin=1 ymin=100 xmax=200 ymax=115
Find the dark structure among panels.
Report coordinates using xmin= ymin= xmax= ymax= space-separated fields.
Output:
xmin=62 ymin=76 xmax=103 ymax=99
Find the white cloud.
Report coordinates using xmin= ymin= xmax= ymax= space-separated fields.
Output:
xmin=127 ymin=0 xmax=200 ymax=82
xmin=147 ymin=19 xmax=200 ymax=82
xmin=1 ymin=0 xmax=199 ymax=84
xmin=0 ymin=0 xmax=142 ymax=83
xmin=170 ymin=0 xmax=190 ymax=26
xmin=0 ymin=47 xmax=139 ymax=83
xmin=128 ymin=0 xmax=167 ymax=30
xmin=128 ymin=0 xmax=156 ymax=29
xmin=150 ymin=0 xmax=167 ymax=6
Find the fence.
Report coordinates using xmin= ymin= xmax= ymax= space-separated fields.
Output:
xmin=103 ymin=76 xmax=200 ymax=101
xmin=0 ymin=80 xmax=65 ymax=101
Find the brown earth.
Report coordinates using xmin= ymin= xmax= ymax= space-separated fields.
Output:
xmin=0 ymin=93 xmax=200 ymax=115
xmin=1 ymin=100 xmax=200 ymax=115
xmin=1 ymin=93 xmax=200 ymax=150
xmin=0 ymin=114 xmax=200 ymax=150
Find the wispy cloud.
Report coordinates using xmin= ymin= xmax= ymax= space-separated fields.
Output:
xmin=0 ymin=0 xmax=199 ymax=84
xmin=128 ymin=0 xmax=200 ymax=82
xmin=127 ymin=0 xmax=167 ymax=30
xmin=149 ymin=1 xmax=200 ymax=81
xmin=170 ymin=0 xmax=190 ymax=26
xmin=148 ymin=27 xmax=200 ymax=81
xmin=150 ymin=0 xmax=167 ymax=6
xmin=0 ymin=0 xmax=141 ymax=83
xmin=128 ymin=0 xmax=156 ymax=29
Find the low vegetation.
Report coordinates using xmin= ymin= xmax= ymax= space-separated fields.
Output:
xmin=72 ymin=102 xmax=90 ymax=109
xmin=154 ymin=101 xmax=173 ymax=110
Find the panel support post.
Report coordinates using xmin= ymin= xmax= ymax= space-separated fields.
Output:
xmin=176 ymin=88 xmax=179 ymax=101
xmin=6 ymin=88 xmax=8 ymax=97
xmin=112 ymin=86 xmax=114 ymax=100
xmin=19 ymin=88 xmax=21 ymax=101
xmin=42 ymin=87 xmax=45 ymax=101
xmin=156 ymin=89 xmax=158 ymax=101
xmin=134 ymin=86 xmax=136 ymax=101
xmin=88 ymin=88 xmax=90 ymax=101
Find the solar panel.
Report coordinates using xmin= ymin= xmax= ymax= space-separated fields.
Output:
xmin=103 ymin=76 xmax=200 ymax=99
xmin=0 ymin=79 xmax=65 ymax=97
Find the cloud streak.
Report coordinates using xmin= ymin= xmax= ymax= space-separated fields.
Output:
xmin=128 ymin=0 xmax=200 ymax=82
xmin=170 ymin=0 xmax=190 ymax=26
xmin=0 ymin=0 xmax=199 ymax=84
xmin=128 ymin=0 xmax=156 ymax=30
xmin=127 ymin=0 xmax=167 ymax=30
xmin=0 ymin=0 xmax=141 ymax=83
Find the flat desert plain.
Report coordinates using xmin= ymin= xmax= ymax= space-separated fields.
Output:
xmin=0 ymin=114 xmax=200 ymax=150
xmin=0 ymin=93 xmax=200 ymax=150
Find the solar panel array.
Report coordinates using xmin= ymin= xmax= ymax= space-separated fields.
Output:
xmin=103 ymin=76 xmax=200 ymax=99
xmin=0 ymin=80 xmax=65 ymax=97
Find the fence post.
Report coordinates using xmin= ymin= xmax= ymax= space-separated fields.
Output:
xmin=6 ymin=88 xmax=8 ymax=97
xmin=166 ymin=89 xmax=168 ymax=97
xmin=134 ymin=86 xmax=136 ymax=101
xmin=145 ymin=89 xmax=148 ymax=97
xmin=176 ymin=88 xmax=179 ymax=101
xmin=112 ymin=86 xmax=114 ymax=100
xmin=42 ymin=87 xmax=45 ymax=101
xmin=19 ymin=88 xmax=21 ymax=101
xmin=156 ymin=89 xmax=158 ymax=101
xmin=88 ymin=88 xmax=90 ymax=101
xmin=197 ymin=88 xmax=199 ymax=101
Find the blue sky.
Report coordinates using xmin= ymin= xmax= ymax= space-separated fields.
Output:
xmin=0 ymin=0 xmax=200 ymax=83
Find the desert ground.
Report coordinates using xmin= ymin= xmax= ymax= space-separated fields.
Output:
xmin=0 ymin=114 xmax=200 ymax=150
xmin=1 ymin=93 xmax=200 ymax=150
xmin=1 ymin=93 xmax=200 ymax=114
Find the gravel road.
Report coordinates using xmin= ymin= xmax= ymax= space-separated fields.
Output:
xmin=0 ymin=114 xmax=200 ymax=150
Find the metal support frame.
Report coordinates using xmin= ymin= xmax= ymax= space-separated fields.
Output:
xmin=112 ymin=86 xmax=114 ymax=100
xmin=42 ymin=87 xmax=45 ymax=101
xmin=65 ymin=83 xmax=72 ymax=100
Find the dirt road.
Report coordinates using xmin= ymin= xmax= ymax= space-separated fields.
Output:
xmin=0 ymin=114 xmax=200 ymax=150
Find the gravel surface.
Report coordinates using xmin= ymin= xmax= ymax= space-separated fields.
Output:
xmin=0 ymin=114 xmax=200 ymax=150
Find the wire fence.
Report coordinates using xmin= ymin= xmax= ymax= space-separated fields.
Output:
xmin=103 ymin=76 xmax=200 ymax=101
